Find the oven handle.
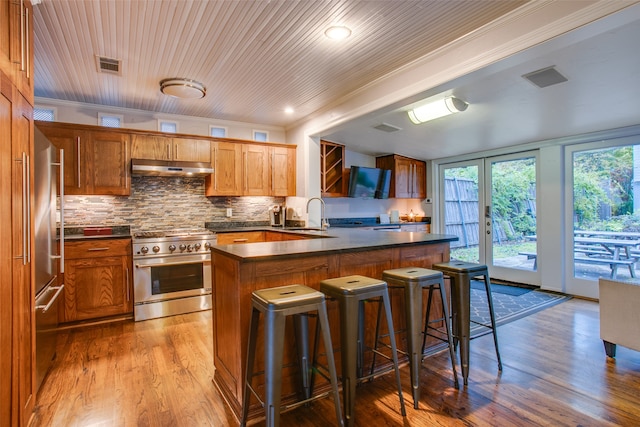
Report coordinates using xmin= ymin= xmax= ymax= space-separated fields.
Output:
xmin=135 ymin=259 xmax=211 ymax=268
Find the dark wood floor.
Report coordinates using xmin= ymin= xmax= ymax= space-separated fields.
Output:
xmin=32 ymin=297 xmax=640 ymax=426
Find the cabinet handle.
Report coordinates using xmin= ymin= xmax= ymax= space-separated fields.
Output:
xmin=125 ymin=268 xmax=130 ymax=302
xmin=174 ymin=143 xmax=178 ymax=160
xmin=76 ymin=137 xmax=81 ymax=188
xmin=244 ymin=152 xmax=248 ymax=190
xmin=14 ymin=153 xmax=28 ymax=264
xmin=213 ymin=147 xmax=218 ymax=189
xmin=59 ymin=149 xmax=65 ymax=272
xmin=26 ymin=153 xmax=31 ymax=263
xmin=167 ymin=142 xmax=171 ymax=160
xmin=271 ymin=152 xmax=275 ymax=191
xmin=87 ymin=247 xmax=110 ymax=252
xmin=233 ymin=238 xmax=248 ymax=243
xmin=24 ymin=5 xmax=29 ymax=78
xmin=20 ymin=0 xmax=25 ymax=71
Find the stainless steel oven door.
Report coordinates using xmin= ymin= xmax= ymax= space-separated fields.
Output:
xmin=133 ymin=253 xmax=211 ymax=304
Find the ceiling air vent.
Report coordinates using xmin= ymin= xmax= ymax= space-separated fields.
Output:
xmin=96 ymin=56 xmax=122 ymax=75
xmin=373 ymin=123 xmax=402 ymax=133
xmin=522 ymin=66 xmax=567 ymax=88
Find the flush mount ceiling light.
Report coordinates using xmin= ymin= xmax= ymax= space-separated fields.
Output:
xmin=160 ymin=78 xmax=206 ymax=99
xmin=324 ymin=25 xmax=351 ymax=40
xmin=407 ymin=96 xmax=468 ymax=124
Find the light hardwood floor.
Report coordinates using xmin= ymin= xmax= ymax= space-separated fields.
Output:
xmin=32 ymin=297 xmax=640 ymax=426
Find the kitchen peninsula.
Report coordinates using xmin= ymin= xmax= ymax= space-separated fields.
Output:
xmin=209 ymin=227 xmax=457 ymax=422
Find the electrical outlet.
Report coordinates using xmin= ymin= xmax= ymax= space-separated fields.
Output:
xmin=226 ymin=208 xmax=232 ymax=217
xmin=425 ymin=198 xmax=432 ymax=204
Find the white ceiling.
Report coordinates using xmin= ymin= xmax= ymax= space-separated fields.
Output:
xmin=32 ymin=1 xmax=640 ymax=161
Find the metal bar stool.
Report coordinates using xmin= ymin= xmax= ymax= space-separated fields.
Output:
xmin=380 ymin=267 xmax=459 ymax=408
xmin=319 ymin=275 xmax=406 ymax=427
xmin=240 ymin=284 xmax=343 ymax=427
xmin=432 ymin=261 xmax=503 ymax=385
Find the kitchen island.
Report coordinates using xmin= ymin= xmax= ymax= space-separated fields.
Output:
xmin=210 ymin=227 xmax=457 ymax=422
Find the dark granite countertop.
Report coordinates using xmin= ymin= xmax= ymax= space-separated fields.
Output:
xmin=210 ymin=227 xmax=457 ymax=261
xmin=61 ymin=225 xmax=131 ymax=241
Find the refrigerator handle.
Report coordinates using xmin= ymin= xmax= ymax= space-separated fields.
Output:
xmin=52 ymin=149 xmax=65 ymax=273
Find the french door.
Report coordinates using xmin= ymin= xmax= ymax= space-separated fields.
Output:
xmin=439 ymin=152 xmax=540 ymax=285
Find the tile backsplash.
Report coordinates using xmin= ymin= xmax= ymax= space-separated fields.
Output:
xmin=62 ymin=176 xmax=283 ymax=231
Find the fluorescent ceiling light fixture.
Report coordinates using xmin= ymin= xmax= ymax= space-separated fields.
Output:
xmin=324 ymin=26 xmax=351 ymax=40
xmin=160 ymin=78 xmax=206 ymax=99
xmin=407 ymin=96 xmax=468 ymax=124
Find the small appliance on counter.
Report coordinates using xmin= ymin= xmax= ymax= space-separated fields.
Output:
xmin=269 ymin=204 xmax=286 ymax=227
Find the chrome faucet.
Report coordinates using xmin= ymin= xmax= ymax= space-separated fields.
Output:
xmin=306 ymin=197 xmax=329 ymax=229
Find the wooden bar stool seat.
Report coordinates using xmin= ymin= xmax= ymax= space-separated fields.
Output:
xmin=432 ymin=261 xmax=503 ymax=385
xmin=381 ymin=267 xmax=459 ymax=408
xmin=240 ymin=284 xmax=343 ymax=427
xmin=319 ymin=275 xmax=406 ymax=427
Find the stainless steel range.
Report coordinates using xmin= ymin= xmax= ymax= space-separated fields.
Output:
xmin=132 ymin=228 xmax=217 ymax=321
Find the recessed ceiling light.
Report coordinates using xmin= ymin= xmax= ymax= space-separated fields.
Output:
xmin=284 ymin=107 xmax=294 ymax=114
xmin=324 ymin=26 xmax=351 ymax=40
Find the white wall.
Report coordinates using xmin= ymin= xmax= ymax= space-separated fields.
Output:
xmin=36 ymin=97 xmax=287 ymax=142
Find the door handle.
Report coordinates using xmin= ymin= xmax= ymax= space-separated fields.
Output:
xmin=36 ymin=285 xmax=64 ymax=314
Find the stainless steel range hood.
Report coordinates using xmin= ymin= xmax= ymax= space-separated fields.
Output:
xmin=131 ymin=159 xmax=214 ymax=177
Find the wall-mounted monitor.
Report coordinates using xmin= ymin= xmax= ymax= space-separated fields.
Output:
xmin=347 ymin=166 xmax=391 ymax=199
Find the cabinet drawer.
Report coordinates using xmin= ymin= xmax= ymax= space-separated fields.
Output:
xmin=65 ymin=238 xmax=132 ymax=259
xmin=216 ymin=231 xmax=265 ymax=245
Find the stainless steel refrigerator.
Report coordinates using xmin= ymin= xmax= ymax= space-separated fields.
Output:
xmin=33 ymin=126 xmax=64 ymax=391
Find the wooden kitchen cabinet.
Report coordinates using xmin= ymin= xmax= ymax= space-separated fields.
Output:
xmin=131 ymin=134 xmax=211 ymax=163
xmin=0 ymin=0 xmax=33 ymax=105
xmin=216 ymin=231 xmax=266 ymax=245
xmin=376 ymin=154 xmax=426 ymax=199
xmin=61 ymin=239 xmax=133 ymax=323
xmin=270 ymin=145 xmax=295 ymax=197
xmin=205 ymin=141 xmax=242 ymax=196
xmin=36 ymin=121 xmax=131 ymax=196
xmin=206 ymin=141 xmax=295 ymax=197
xmin=321 ymin=140 xmax=347 ymax=197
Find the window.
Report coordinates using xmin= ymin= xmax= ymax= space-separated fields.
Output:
xmin=98 ymin=113 xmax=123 ymax=128
xmin=253 ymin=130 xmax=268 ymax=142
xmin=34 ymin=107 xmax=55 ymax=122
xmin=210 ymin=126 xmax=227 ymax=138
xmin=159 ymin=120 xmax=178 ymax=133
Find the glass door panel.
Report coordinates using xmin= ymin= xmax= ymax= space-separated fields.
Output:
xmin=567 ymin=141 xmax=640 ymax=298
xmin=440 ymin=161 xmax=483 ymax=264
xmin=487 ymin=155 xmax=538 ymax=281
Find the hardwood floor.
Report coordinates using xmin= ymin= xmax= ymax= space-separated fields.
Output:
xmin=32 ymin=297 xmax=640 ymax=426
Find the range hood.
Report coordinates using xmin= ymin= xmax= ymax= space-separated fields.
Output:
xmin=131 ymin=159 xmax=214 ymax=177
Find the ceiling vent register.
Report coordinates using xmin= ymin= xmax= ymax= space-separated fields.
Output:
xmin=96 ymin=56 xmax=122 ymax=75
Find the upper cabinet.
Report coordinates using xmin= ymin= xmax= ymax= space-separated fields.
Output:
xmin=270 ymin=145 xmax=295 ymax=197
xmin=131 ymin=134 xmax=210 ymax=163
xmin=376 ymin=154 xmax=426 ymax=199
xmin=206 ymin=140 xmax=296 ymax=197
xmin=36 ymin=121 xmax=131 ymax=196
xmin=0 ymin=0 xmax=33 ymax=105
xmin=320 ymin=140 xmax=347 ymax=197
xmin=206 ymin=141 xmax=242 ymax=196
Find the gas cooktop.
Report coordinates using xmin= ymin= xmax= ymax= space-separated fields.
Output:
xmin=133 ymin=228 xmax=215 ymax=239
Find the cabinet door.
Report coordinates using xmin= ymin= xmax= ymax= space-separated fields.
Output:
xmin=37 ymin=125 xmax=88 ymax=194
xmin=173 ymin=138 xmax=211 ymax=162
xmin=206 ymin=141 xmax=242 ymax=196
xmin=394 ymin=156 xmax=414 ymax=198
xmin=243 ymin=144 xmax=269 ymax=196
xmin=0 ymin=0 xmax=11 ymax=80
xmin=270 ymin=146 xmax=295 ymax=196
xmin=11 ymin=0 xmax=32 ymax=104
xmin=12 ymin=90 xmax=34 ymax=426
xmin=62 ymin=255 xmax=132 ymax=322
xmin=0 ymin=72 xmax=12 ymax=427
xmin=412 ymin=160 xmax=426 ymax=199
xmin=131 ymin=134 xmax=172 ymax=160
xmin=87 ymin=131 xmax=130 ymax=195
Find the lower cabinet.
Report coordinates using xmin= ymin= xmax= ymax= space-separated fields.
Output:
xmin=61 ymin=239 xmax=133 ymax=323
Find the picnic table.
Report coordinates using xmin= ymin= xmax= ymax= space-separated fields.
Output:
xmin=520 ymin=232 xmax=640 ymax=279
